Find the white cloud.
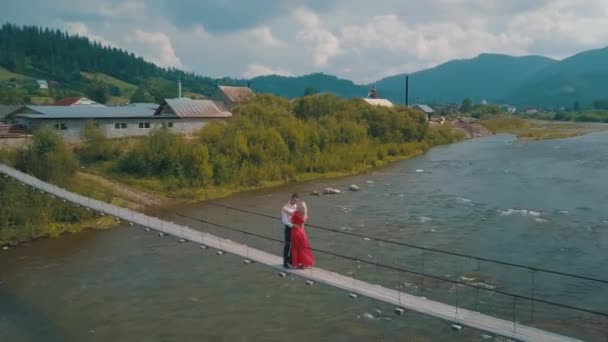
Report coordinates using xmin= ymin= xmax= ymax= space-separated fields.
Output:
xmin=99 ymin=1 xmax=145 ymax=18
xmin=294 ymin=7 xmax=342 ymax=67
xmin=8 ymin=0 xmax=608 ymax=83
xmin=248 ymin=27 xmax=280 ymax=46
xmin=242 ymin=64 xmax=293 ymax=78
xmin=127 ymin=30 xmax=183 ymax=68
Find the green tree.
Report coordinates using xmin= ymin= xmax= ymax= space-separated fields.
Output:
xmin=130 ymin=86 xmax=155 ymax=103
xmin=16 ymin=127 xmax=77 ymax=184
xmin=304 ymin=87 xmax=319 ymax=96
xmin=76 ymin=121 xmax=120 ymax=163
xmin=460 ymin=98 xmax=473 ymax=113
xmin=87 ymin=83 xmax=109 ymax=104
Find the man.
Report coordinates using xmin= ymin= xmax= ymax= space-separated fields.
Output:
xmin=281 ymin=193 xmax=299 ymax=268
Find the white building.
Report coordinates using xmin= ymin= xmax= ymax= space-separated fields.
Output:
xmin=7 ymin=98 xmax=231 ymax=142
xmin=36 ymin=80 xmax=48 ymax=90
xmin=362 ymin=98 xmax=394 ymax=108
xmin=53 ymin=97 xmax=103 ymax=106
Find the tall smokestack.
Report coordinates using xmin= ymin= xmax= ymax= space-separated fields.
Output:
xmin=405 ymin=75 xmax=409 ymax=106
xmin=178 ymin=79 xmax=182 ymax=98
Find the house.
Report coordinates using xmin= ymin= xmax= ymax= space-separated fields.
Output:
xmin=6 ymin=98 xmax=231 ymax=141
xmin=0 ymin=105 xmax=21 ymax=122
xmin=54 ymin=97 xmax=103 ymax=106
xmin=212 ymin=85 xmax=256 ymax=110
xmin=362 ymin=98 xmax=394 ymax=108
xmin=410 ymin=104 xmax=435 ymax=120
xmin=36 ymin=80 xmax=49 ymax=89
xmin=525 ymin=108 xmax=539 ymax=115
xmin=362 ymin=86 xmax=393 ymax=108
xmin=500 ymin=104 xmax=517 ymax=113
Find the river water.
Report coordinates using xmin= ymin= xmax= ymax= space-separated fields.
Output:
xmin=2 ymin=133 xmax=608 ymax=341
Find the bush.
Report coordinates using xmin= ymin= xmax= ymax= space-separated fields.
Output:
xmin=15 ymin=127 xmax=77 ymax=184
xmin=102 ymin=94 xmax=460 ymax=191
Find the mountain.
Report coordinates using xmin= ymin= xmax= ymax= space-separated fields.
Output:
xmin=1 ymin=22 xmax=608 ymax=108
xmin=374 ymin=54 xmax=557 ymax=105
xmin=505 ymin=47 xmax=608 ymax=107
xmin=251 ymin=73 xmax=367 ymax=98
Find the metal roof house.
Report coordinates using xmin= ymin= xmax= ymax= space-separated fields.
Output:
xmin=53 ymin=97 xmax=103 ymax=106
xmin=7 ymin=99 xmax=232 ymax=141
xmin=212 ymin=85 xmax=256 ymax=110
xmin=410 ymin=104 xmax=435 ymax=120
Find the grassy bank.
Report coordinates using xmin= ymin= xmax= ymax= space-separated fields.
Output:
xmin=0 ymin=176 xmax=117 ymax=246
xmin=88 ymin=144 xmax=429 ymax=202
xmin=0 ymin=129 xmax=120 ymax=246
xmin=76 ymin=94 xmax=463 ymax=202
xmin=479 ymin=117 xmax=608 ymax=140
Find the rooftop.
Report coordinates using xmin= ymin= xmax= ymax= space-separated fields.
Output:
xmin=218 ymin=85 xmax=256 ymax=103
xmin=54 ymin=97 xmax=103 ymax=106
xmin=12 ymin=104 xmax=157 ymax=119
xmin=155 ymin=98 xmax=232 ymax=118
xmin=363 ymin=98 xmax=394 ymax=108
xmin=411 ymin=104 xmax=435 ymax=113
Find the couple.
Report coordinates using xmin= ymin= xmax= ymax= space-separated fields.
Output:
xmin=281 ymin=193 xmax=314 ymax=269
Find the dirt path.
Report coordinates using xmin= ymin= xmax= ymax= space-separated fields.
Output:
xmin=77 ymin=172 xmax=179 ymax=209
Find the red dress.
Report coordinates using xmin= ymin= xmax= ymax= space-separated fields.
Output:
xmin=290 ymin=211 xmax=314 ymax=268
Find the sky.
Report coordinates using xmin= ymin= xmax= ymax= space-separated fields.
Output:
xmin=3 ymin=0 xmax=608 ymax=83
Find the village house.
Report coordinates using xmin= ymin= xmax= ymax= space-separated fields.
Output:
xmin=53 ymin=97 xmax=103 ymax=106
xmin=6 ymin=98 xmax=231 ymax=142
xmin=362 ymin=86 xmax=394 ymax=108
xmin=362 ymin=98 xmax=394 ymax=108
xmin=36 ymin=80 xmax=48 ymax=90
xmin=410 ymin=104 xmax=435 ymax=120
xmin=500 ymin=104 xmax=517 ymax=113
xmin=212 ymin=85 xmax=256 ymax=110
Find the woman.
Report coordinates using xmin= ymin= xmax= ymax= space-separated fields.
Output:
xmin=290 ymin=201 xmax=314 ymax=269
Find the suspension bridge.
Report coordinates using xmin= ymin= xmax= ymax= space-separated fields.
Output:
xmin=1 ymin=163 xmax=606 ymax=341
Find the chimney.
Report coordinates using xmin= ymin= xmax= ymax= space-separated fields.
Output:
xmin=178 ymin=79 xmax=182 ymax=98
xmin=405 ymin=75 xmax=409 ymax=106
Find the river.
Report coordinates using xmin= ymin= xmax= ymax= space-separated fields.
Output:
xmin=2 ymin=133 xmax=608 ymax=341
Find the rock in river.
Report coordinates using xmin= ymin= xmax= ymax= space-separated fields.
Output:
xmin=323 ymin=188 xmax=341 ymax=195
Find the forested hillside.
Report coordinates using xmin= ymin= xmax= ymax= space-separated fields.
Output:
xmin=0 ymin=23 xmax=242 ymax=104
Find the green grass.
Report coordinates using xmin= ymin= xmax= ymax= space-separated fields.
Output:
xmin=480 ymin=116 xmax=608 ymax=140
xmin=31 ymin=96 xmax=55 ymax=104
xmin=106 ymin=96 xmax=130 ymax=106
xmin=0 ymin=66 xmax=30 ymax=81
xmin=92 ymin=145 xmax=428 ymax=202
xmin=81 ymin=72 xmax=137 ymax=96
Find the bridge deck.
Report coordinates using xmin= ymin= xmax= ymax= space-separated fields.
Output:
xmin=0 ymin=164 xmax=582 ymax=342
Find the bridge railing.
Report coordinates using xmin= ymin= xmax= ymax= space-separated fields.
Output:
xmin=52 ymin=178 xmax=608 ymax=341
xmin=2 ymin=168 xmax=607 ymax=341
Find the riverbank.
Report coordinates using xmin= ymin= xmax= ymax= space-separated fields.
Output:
xmin=0 ymin=175 xmax=118 ymax=246
xmin=82 ymin=145 xmax=430 ymax=204
xmin=479 ymin=117 xmax=608 ymax=140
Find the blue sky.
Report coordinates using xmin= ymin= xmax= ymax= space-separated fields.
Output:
xmin=3 ymin=0 xmax=608 ymax=82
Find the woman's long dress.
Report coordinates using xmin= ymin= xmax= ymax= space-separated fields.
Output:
xmin=290 ymin=211 xmax=314 ymax=268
